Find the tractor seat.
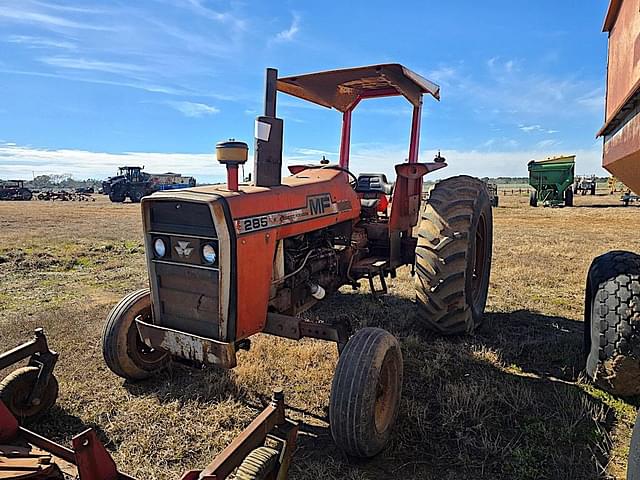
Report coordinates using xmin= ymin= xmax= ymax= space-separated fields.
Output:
xmin=356 ymin=174 xmax=393 ymax=216
xmin=356 ymin=174 xmax=394 ymax=195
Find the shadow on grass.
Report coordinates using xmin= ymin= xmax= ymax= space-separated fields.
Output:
xmin=292 ymin=295 xmax=614 ymax=480
xmin=122 ymin=362 xmax=243 ymax=406
xmin=39 ymin=295 xmax=614 ymax=480
xmin=574 ymin=203 xmax=633 ymax=209
xmin=27 ymin=404 xmax=115 ymax=450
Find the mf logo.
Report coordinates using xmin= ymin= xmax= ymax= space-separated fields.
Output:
xmin=175 ymin=241 xmax=194 ymax=258
xmin=307 ymin=194 xmax=331 ymax=216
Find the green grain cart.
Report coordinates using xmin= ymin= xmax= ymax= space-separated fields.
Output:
xmin=528 ymin=155 xmax=575 ymax=207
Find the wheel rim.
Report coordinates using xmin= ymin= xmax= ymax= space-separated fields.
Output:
xmin=1 ymin=371 xmax=51 ymax=418
xmin=374 ymin=350 xmax=399 ymax=434
xmin=5 ymin=380 xmax=37 ymax=417
xmin=471 ymin=211 xmax=488 ymax=307
xmin=126 ymin=305 xmax=167 ymax=368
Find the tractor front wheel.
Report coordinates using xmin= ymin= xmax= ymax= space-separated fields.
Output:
xmin=584 ymin=250 xmax=640 ymax=396
xmin=130 ymin=189 xmax=145 ymax=203
xmin=109 ymin=191 xmax=126 ymax=203
xmin=0 ymin=367 xmax=58 ymax=421
xmin=414 ymin=175 xmax=493 ymax=334
xmin=102 ymin=288 xmax=169 ymax=381
xmin=329 ymin=327 xmax=403 ymax=458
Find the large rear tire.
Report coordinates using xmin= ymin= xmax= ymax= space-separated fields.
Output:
xmin=584 ymin=250 xmax=640 ymax=396
xmin=102 ymin=289 xmax=169 ymax=381
xmin=529 ymin=190 xmax=538 ymax=207
xmin=414 ymin=175 xmax=493 ymax=334
xmin=19 ymin=189 xmax=32 ymax=201
xmin=329 ymin=327 xmax=403 ymax=458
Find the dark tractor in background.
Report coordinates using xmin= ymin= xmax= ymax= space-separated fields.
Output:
xmin=102 ymin=166 xmax=155 ymax=203
xmin=102 ymin=166 xmax=197 ymax=203
xmin=0 ymin=180 xmax=32 ymax=201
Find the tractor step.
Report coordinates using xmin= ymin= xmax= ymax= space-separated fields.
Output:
xmin=352 ymin=258 xmax=388 ymax=295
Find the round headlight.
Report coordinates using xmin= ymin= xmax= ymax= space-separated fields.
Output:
xmin=154 ymin=238 xmax=166 ymax=257
xmin=202 ymin=243 xmax=216 ymax=264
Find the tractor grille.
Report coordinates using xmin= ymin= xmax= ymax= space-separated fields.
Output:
xmin=149 ymin=200 xmax=216 ymax=237
xmin=147 ymin=200 xmax=221 ymax=339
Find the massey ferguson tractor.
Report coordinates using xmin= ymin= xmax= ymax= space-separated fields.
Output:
xmin=102 ymin=64 xmax=493 ymax=458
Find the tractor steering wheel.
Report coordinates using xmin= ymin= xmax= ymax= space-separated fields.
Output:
xmin=320 ymin=165 xmax=358 ymax=189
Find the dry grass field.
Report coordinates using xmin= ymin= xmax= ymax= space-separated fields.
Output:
xmin=1 ymin=191 xmax=640 ymax=479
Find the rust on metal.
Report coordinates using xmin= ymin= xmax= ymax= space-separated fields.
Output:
xmin=599 ymin=0 xmax=640 ymax=194
xmin=196 ymin=389 xmax=298 ymax=480
xmin=136 ymin=319 xmax=237 ymax=368
xmin=263 ymin=312 xmax=349 ymax=348
xmin=277 ymin=63 xmax=440 ymax=112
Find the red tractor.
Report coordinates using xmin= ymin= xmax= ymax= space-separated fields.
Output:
xmin=102 ymin=64 xmax=493 ymax=457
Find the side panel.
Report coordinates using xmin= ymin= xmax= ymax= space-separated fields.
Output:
xmin=606 ymin=0 xmax=640 ymax=121
xmin=604 ymin=109 xmax=640 ymax=193
xmin=235 ymin=231 xmax=277 ymax=339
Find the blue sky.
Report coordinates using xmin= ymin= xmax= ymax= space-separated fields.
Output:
xmin=0 ymin=1 xmax=610 ymax=182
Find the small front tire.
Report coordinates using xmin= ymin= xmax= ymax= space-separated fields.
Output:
xmin=0 ymin=367 xmax=58 ymax=421
xmin=329 ymin=327 xmax=403 ymax=458
xmin=130 ymin=190 xmax=145 ymax=203
xmin=102 ymin=288 xmax=169 ymax=381
xmin=230 ymin=447 xmax=280 ymax=480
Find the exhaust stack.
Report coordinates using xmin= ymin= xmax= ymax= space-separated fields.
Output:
xmin=216 ymin=140 xmax=248 ymax=192
xmin=254 ymin=68 xmax=284 ymax=187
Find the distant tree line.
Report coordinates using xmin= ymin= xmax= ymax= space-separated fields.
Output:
xmin=24 ymin=174 xmax=102 ymax=190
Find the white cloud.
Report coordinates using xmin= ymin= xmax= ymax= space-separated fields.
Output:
xmin=487 ymin=57 xmax=518 ymax=74
xmin=0 ymin=141 xmax=607 ymax=186
xmin=0 ymin=143 xmax=224 ymax=181
xmin=535 ymin=139 xmax=561 ymax=149
xmin=519 ymin=124 xmax=560 ymax=135
xmin=519 ymin=124 xmax=543 ymax=133
xmin=39 ymin=56 xmax=147 ymax=75
xmin=286 ymin=143 xmax=605 ymax=179
xmin=166 ymin=101 xmax=220 ymax=117
xmin=274 ymin=13 xmax=300 ymax=42
xmin=7 ymin=34 xmax=77 ymax=50
xmin=0 ymin=4 xmax=109 ymax=31
xmin=577 ymin=88 xmax=605 ymax=112
xmin=425 ymin=66 xmax=457 ymax=87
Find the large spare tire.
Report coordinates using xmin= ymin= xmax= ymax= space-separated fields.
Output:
xmin=415 ymin=175 xmax=493 ymax=334
xmin=584 ymin=250 xmax=640 ymax=396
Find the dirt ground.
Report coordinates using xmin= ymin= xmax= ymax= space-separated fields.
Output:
xmin=1 ymin=190 xmax=639 ymax=480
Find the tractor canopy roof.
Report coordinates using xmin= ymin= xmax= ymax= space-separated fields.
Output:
xmin=277 ymin=63 xmax=440 ymax=112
